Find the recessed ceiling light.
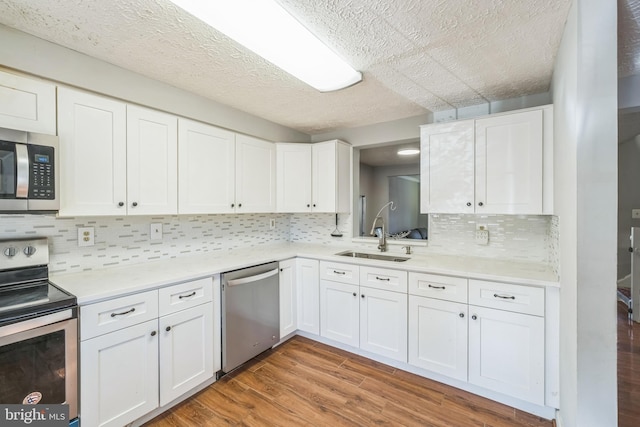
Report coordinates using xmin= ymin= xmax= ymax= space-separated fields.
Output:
xmin=168 ymin=0 xmax=362 ymax=92
xmin=397 ymin=148 xmax=420 ymax=156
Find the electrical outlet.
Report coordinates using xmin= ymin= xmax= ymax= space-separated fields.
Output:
xmin=633 ymin=209 xmax=640 ymax=219
xmin=78 ymin=227 xmax=95 ymax=247
xmin=150 ymin=223 xmax=163 ymax=241
xmin=269 ymin=218 xmax=276 ymax=230
xmin=475 ymin=224 xmax=489 ymax=245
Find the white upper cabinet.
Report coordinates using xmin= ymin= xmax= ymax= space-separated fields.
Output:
xmin=0 ymin=69 xmax=56 ymax=135
xmin=276 ymin=144 xmax=312 ymax=212
xmin=179 ymin=119 xmax=276 ymax=214
xmin=178 ymin=118 xmax=235 ymax=214
xmin=475 ymin=110 xmax=543 ymax=214
xmin=235 ymin=134 xmax=276 ymax=213
xmin=420 ymin=106 xmax=552 ymax=215
xmin=127 ymin=105 xmax=178 ymax=215
xmin=420 ymin=120 xmax=475 ymax=213
xmin=58 ymin=87 xmax=127 ymax=216
xmin=276 ymin=140 xmax=351 ymax=213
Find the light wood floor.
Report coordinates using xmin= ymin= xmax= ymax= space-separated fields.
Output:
xmin=145 ymin=336 xmax=553 ymax=427
xmin=618 ymin=301 xmax=640 ymax=426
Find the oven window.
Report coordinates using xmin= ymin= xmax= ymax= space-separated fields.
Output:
xmin=0 ymin=141 xmax=16 ymax=198
xmin=0 ymin=330 xmax=66 ymax=404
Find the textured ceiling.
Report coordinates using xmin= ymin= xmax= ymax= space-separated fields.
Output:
xmin=0 ymin=0 xmax=571 ymax=135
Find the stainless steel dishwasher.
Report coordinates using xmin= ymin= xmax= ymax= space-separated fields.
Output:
xmin=221 ymin=262 xmax=279 ymax=373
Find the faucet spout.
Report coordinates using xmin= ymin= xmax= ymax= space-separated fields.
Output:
xmin=369 ymin=201 xmax=395 ymax=253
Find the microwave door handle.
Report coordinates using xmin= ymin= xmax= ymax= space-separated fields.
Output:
xmin=15 ymin=143 xmax=29 ymax=198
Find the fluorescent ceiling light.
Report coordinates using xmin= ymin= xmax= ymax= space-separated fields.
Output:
xmin=397 ymin=148 xmax=420 ymax=156
xmin=168 ymin=0 xmax=362 ymax=92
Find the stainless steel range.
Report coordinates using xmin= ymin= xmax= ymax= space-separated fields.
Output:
xmin=0 ymin=238 xmax=77 ymax=419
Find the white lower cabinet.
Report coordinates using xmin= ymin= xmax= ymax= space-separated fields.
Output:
xmin=80 ymin=319 xmax=159 ymax=427
xmin=360 ymin=286 xmax=407 ymax=362
xmin=279 ymin=259 xmax=297 ymax=338
xmin=468 ymin=305 xmax=545 ymax=405
xmin=297 ymin=258 xmax=320 ymax=334
xmin=320 ymin=280 xmax=360 ymax=347
xmin=159 ymin=302 xmax=214 ymax=406
xmin=80 ymin=278 xmax=217 ymax=426
xmin=408 ymin=295 xmax=468 ymax=381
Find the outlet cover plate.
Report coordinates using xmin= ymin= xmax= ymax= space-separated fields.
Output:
xmin=269 ymin=218 xmax=276 ymax=230
xmin=78 ymin=227 xmax=95 ymax=247
xmin=633 ymin=209 xmax=640 ymax=219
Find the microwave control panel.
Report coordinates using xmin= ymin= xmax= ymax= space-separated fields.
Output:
xmin=28 ymin=145 xmax=55 ymax=200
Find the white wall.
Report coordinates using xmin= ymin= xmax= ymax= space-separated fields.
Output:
xmin=552 ymin=0 xmax=618 ymax=426
xmin=0 ymin=25 xmax=309 ymax=143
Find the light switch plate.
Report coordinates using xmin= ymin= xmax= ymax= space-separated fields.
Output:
xmin=150 ymin=223 xmax=163 ymax=241
xmin=78 ymin=227 xmax=95 ymax=247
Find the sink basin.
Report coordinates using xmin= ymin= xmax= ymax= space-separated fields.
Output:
xmin=335 ymin=250 xmax=410 ymax=262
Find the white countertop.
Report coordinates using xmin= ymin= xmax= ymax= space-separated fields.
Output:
xmin=51 ymin=242 xmax=559 ymax=305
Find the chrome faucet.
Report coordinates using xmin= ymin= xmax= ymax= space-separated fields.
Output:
xmin=370 ymin=201 xmax=395 ymax=252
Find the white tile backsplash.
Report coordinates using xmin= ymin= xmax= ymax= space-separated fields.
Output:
xmin=1 ymin=211 xmax=557 ymax=274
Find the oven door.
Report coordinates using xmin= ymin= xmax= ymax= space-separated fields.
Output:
xmin=0 ymin=309 xmax=77 ymax=419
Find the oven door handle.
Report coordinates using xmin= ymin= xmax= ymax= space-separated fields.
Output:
xmin=0 ymin=309 xmax=74 ymax=339
xmin=15 ymin=143 xmax=29 ymax=198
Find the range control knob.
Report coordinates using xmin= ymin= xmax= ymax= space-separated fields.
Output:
xmin=23 ymin=246 xmax=37 ymax=257
xmin=3 ymin=247 xmax=17 ymax=257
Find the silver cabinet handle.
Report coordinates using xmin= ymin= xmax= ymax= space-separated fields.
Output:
xmin=227 ymin=268 xmax=278 ymax=287
xmin=375 ymin=276 xmax=390 ymax=281
xmin=178 ymin=291 xmax=196 ymax=299
xmin=333 ymin=270 xmax=346 ymax=275
xmin=428 ymin=284 xmax=446 ymax=290
xmin=111 ymin=307 xmax=135 ymax=317
xmin=493 ymin=293 xmax=515 ymax=300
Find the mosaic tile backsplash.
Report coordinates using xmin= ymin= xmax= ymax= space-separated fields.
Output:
xmin=1 ymin=211 xmax=557 ymax=274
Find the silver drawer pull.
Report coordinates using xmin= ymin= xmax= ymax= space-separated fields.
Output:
xmin=428 ymin=284 xmax=446 ymax=290
xmin=375 ymin=276 xmax=390 ymax=281
xmin=178 ymin=291 xmax=196 ymax=299
xmin=333 ymin=270 xmax=346 ymax=275
xmin=111 ymin=307 xmax=135 ymax=317
xmin=494 ymin=293 xmax=515 ymax=300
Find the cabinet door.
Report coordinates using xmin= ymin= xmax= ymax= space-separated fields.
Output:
xmin=360 ymin=287 xmax=407 ymax=362
xmin=408 ymin=296 xmax=468 ymax=381
xmin=420 ymin=120 xmax=474 ymax=213
xmin=80 ymin=319 xmax=159 ymax=427
xmin=312 ymin=141 xmax=336 ymax=212
xmin=279 ymin=259 xmax=297 ymax=338
xmin=235 ymin=134 xmax=276 ymax=212
xmin=296 ymin=258 xmax=319 ymax=334
xmin=320 ymin=280 xmax=359 ymax=347
xmin=468 ymin=305 xmax=545 ymax=405
xmin=58 ymin=87 xmax=127 ymax=216
xmin=178 ymin=118 xmax=235 ymax=214
xmin=126 ymin=105 xmax=177 ymax=215
xmin=276 ymin=143 xmax=312 ymax=212
xmin=159 ymin=302 xmax=214 ymax=406
xmin=0 ymin=70 xmax=56 ymax=134
xmin=475 ymin=110 xmax=543 ymax=214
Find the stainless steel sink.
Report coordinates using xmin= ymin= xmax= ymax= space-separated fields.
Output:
xmin=335 ymin=250 xmax=410 ymax=262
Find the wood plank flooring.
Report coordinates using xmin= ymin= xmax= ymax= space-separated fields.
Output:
xmin=145 ymin=336 xmax=553 ymax=427
xmin=618 ymin=300 xmax=640 ymax=426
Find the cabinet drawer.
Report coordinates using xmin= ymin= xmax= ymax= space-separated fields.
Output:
xmin=319 ymin=261 xmax=359 ymax=285
xmin=408 ymin=272 xmax=468 ymax=303
xmin=81 ymin=290 xmax=158 ymax=340
xmin=159 ymin=277 xmax=213 ymax=316
xmin=360 ymin=266 xmax=407 ymax=293
xmin=469 ymin=279 xmax=544 ymax=316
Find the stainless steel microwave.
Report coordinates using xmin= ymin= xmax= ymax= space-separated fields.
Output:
xmin=0 ymin=128 xmax=59 ymax=212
